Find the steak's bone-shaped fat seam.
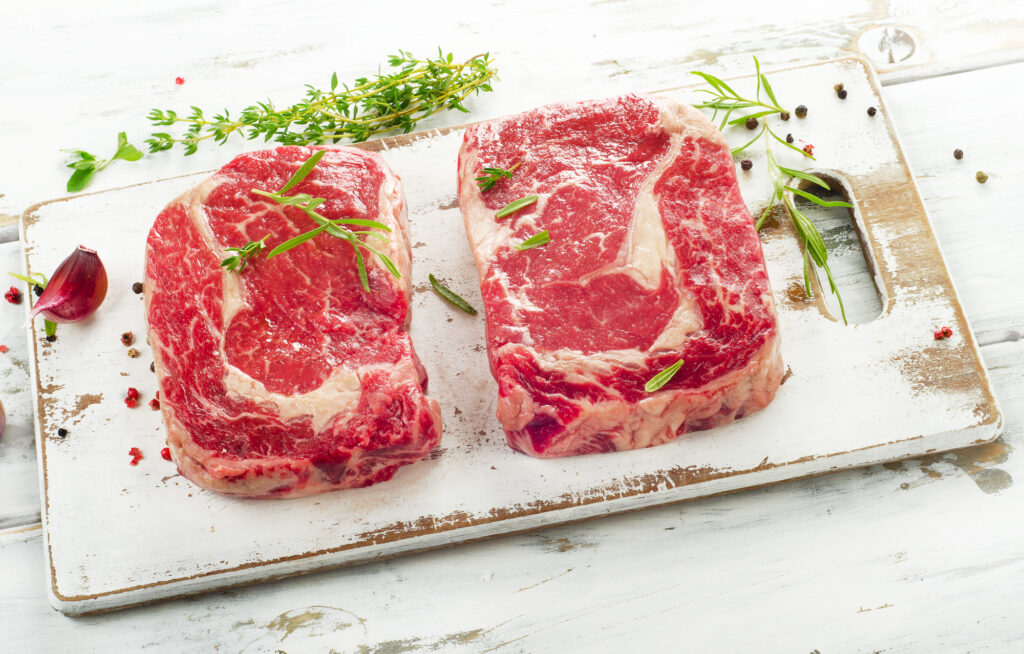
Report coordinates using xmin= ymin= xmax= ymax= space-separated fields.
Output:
xmin=145 ymin=146 xmax=441 ymax=498
xmin=457 ymin=94 xmax=783 ymax=458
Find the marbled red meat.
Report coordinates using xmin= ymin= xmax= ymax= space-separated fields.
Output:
xmin=457 ymin=94 xmax=783 ymax=457
xmin=145 ymin=146 xmax=441 ymax=497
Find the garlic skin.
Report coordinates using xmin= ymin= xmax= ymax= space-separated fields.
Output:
xmin=30 ymin=245 xmax=108 ymax=323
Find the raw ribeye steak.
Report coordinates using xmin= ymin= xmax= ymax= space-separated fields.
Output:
xmin=457 ymin=94 xmax=783 ymax=458
xmin=146 ymin=146 xmax=441 ymax=498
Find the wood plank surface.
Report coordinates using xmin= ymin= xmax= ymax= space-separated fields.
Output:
xmin=1 ymin=0 xmax=1023 ymax=650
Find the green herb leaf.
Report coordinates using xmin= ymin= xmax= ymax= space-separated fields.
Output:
xmin=266 ymin=224 xmax=329 ymax=258
xmin=429 ymin=273 xmax=477 ymax=315
xmin=476 ymin=162 xmax=521 ymax=191
xmin=777 ymin=165 xmax=830 ymax=190
xmin=495 ymin=194 xmax=538 ymax=220
xmin=279 ymin=149 xmax=327 ymax=194
xmin=220 ymin=236 xmax=269 ymax=272
xmin=785 ymin=186 xmax=853 ymax=208
xmin=66 ymin=167 xmax=95 ymax=193
xmin=515 ymin=230 xmax=550 ymax=251
xmin=645 ymin=359 xmax=684 ymax=393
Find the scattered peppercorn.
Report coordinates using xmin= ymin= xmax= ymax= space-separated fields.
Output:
xmin=942 ymin=326 xmax=953 ymax=338
xmin=121 ymin=331 xmax=134 ymax=346
xmin=127 ymin=348 xmax=140 ymax=358
xmin=127 ymin=387 xmax=140 ymax=399
xmin=745 ymin=116 xmax=758 ymax=130
xmin=953 ymin=148 xmax=964 ymax=160
xmin=132 ymin=282 xmax=144 ymax=294
xmin=125 ymin=387 xmax=141 ymax=408
xmin=780 ymin=112 xmax=790 ymax=121
xmin=45 ymin=334 xmax=57 ymax=342
xmin=786 ymin=133 xmax=794 ymax=144
xmin=802 ymin=144 xmax=815 ymax=156
xmin=740 ymin=159 xmax=753 ymax=171
xmin=976 ymin=171 xmax=988 ymax=183
xmin=149 ymin=397 xmax=161 ymax=410
xmin=129 ymin=447 xmax=143 ymax=465
xmin=934 ymin=330 xmax=943 ymax=341
xmin=175 ymin=76 xmax=185 ymax=85
xmin=867 ymin=106 xmax=877 ymax=116
xmin=33 ymin=285 xmax=43 ymax=297
xmin=150 ymin=362 xmax=156 ymax=373
xmin=161 ymin=447 xmax=172 ymax=461
xmin=57 ymin=428 xmax=68 ymax=437
xmin=0 ymin=345 xmax=7 ymax=354
xmin=837 ymin=88 xmax=848 ymax=100
xmin=833 ymin=83 xmax=844 ymax=93
xmin=795 ymin=105 xmax=807 ymax=118
xmin=4 ymin=286 xmax=22 ymax=304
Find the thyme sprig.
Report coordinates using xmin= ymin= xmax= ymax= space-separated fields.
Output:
xmin=146 ymin=50 xmax=497 ymax=156
xmin=246 ymin=150 xmax=400 ymax=292
xmin=476 ymin=162 xmax=520 ymax=191
xmin=64 ymin=132 xmax=143 ymax=192
xmin=691 ymin=57 xmax=852 ymax=324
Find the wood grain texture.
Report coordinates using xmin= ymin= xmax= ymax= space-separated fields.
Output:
xmin=1 ymin=0 xmax=1023 ymax=648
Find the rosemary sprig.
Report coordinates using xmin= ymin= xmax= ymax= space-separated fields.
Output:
xmin=429 ymin=274 xmax=477 ymax=315
xmin=516 ymin=230 xmax=550 ymax=251
xmin=645 ymin=359 xmax=684 ymax=393
xmin=476 ymin=162 xmax=520 ymax=191
xmin=146 ymin=50 xmax=497 ymax=156
xmin=691 ymin=57 xmax=852 ymax=324
xmin=9 ymin=272 xmax=57 ymax=337
xmin=250 ymin=150 xmax=400 ymax=292
xmin=495 ymin=195 xmax=538 ymax=220
xmin=64 ymin=132 xmax=143 ymax=192
xmin=220 ymin=236 xmax=268 ymax=272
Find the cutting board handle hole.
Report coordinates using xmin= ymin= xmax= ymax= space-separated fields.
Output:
xmin=791 ymin=171 xmax=885 ymax=324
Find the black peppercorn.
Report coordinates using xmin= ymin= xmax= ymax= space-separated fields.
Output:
xmin=786 ymin=133 xmax=794 ymax=144
xmin=867 ymin=106 xmax=877 ymax=116
xmin=954 ymin=148 xmax=964 ymax=160
xmin=121 ymin=331 xmax=134 ymax=346
xmin=33 ymin=285 xmax=43 ymax=297
xmin=837 ymin=88 xmax=848 ymax=100
xmin=740 ymin=159 xmax=753 ymax=171
xmin=780 ymin=112 xmax=790 ymax=121
xmin=745 ymin=116 xmax=758 ymax=130
xmin=132 ymin=282 xmax=144 ymax=294
xmin=57 ymin=428 xmax=68 ymax=437
xmin=795 ymin=105 xmax=808 ymax=118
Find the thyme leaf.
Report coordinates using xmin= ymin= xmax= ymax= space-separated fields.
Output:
xmin=645 ymin=359 xmax=684 ymax=393
xmin=428 ymin=274 xmax=477 ymax=315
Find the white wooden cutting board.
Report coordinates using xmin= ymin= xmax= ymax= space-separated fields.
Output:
xmin=20 ymin=58 xmax=1001 ymax=615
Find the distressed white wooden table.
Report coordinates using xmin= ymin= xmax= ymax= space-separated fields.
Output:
xmin=2 ymin=1 xmax=1023 ymax=651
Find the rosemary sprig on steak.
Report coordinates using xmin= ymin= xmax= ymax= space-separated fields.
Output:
xmin=476 ymin=162 xmax=520 ymax=191
xmin=691 ymin=57 xmax=851 ymax=324
xmin=515 ymin=230 xmax=550 ymax=251
xmin=219 ymin=236 xmax=268 ymax=272
xmin=241 ymin=149 xmax=400 ymax=292
xmin=146 ymin=50 xmax=497 ymax=156
xmin=645 ymin=359 xmax=684 ymax=393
